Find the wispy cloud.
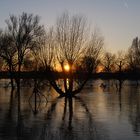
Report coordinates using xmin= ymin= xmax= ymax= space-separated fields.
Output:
xmin=123 ymin=0 xmax=128 ymax=8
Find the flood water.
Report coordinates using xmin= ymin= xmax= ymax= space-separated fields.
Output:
xmin=0 ymin=79 xmax=140 ymax=140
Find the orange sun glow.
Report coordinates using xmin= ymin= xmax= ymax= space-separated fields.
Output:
xmin=64 ymin=64 xmax=70 ymax=72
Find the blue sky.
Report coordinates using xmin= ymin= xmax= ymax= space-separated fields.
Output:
xmin=0 ymin=0 xmax=140 ymax=53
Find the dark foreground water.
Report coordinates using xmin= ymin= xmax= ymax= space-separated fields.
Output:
xmin=0 ymin=79 xmax=140 ymax=140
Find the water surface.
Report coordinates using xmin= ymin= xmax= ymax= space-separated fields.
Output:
xmin=0 ymin=79 xmax=140 ymax=140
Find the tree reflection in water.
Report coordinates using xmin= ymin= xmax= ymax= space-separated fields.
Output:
xmin=1 ymin=79 xmax=140 ymax=139
xmin=0 ymin=79 xmax=110 ymax=140
xmin=128 ymin=83 xmax=140 ymax=135
xmin=29 ymin=79 xmax=49 ymax=115
xmin=116 ymin=79 xmax=124 ymax=112
xmin=38 ymin=96 xmax=109 ymax=140
xmin=100 ymin=79 xmax=140 ymax=137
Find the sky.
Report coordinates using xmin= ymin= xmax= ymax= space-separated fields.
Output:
xmin=0 ymin=0 xmax=140 ymax=53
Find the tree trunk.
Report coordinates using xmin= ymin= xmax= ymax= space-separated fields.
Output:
xmin=9 ymin=63 xmax=15 ymax=89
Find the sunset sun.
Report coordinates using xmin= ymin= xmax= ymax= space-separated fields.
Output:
xmin=64 ymin=64 xmax=70 ymax=72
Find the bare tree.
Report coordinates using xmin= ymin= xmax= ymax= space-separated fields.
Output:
xmin=0 ymin=32 xmax=16 ymax=71
xmin=102 ymin=52 xmax=116 ymax=72
xmin=115 ymin=51 xmax=126 ymax=73
xmin=0 ymin=31 xmax=16 ymax=88
xmin=54 ymin=12 xmax=87 ymax=94
xmin=56 ymin=12 xmax=87 ymax=69
xmin=127 ymin=37 xmax=140 ymax=72
xmin=48 ymin=12 xmax=103 ymax=96
xmin=38 ymin=28 xmax=55 ymax=72
xmin=5 ymin=12 xmax=44 ymax=74
xmin=82 ymin=31 xmax=103 ymax=73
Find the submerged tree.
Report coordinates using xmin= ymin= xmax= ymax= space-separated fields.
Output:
xmin=47 ymin=12 xmax=104 ymax=96
xmin=3 ymin=12 xmax=45 ymax=107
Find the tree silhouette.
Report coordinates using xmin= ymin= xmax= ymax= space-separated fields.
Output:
xmin=102 ymin=52 xmax=115 ymax=72
xmin=115 ymin=51 xmax=126 ymax=73
xmin=81 ymin=31 xmax=103 ymax=73
xmin=5 ymin=12 xmax=44 ymax=74
xmin=47 ymin=12 xmax=103 ymax=96
xmin=0 ymin=31 xmax=16 ymax=88
xmin=37 ymin=28 xmax=55 ymax=72
xmin=127 ymin=37 xmax=140 ymax=72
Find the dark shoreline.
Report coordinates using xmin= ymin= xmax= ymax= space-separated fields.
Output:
xmin=0 ymin=71 xmax=140 ymax=80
